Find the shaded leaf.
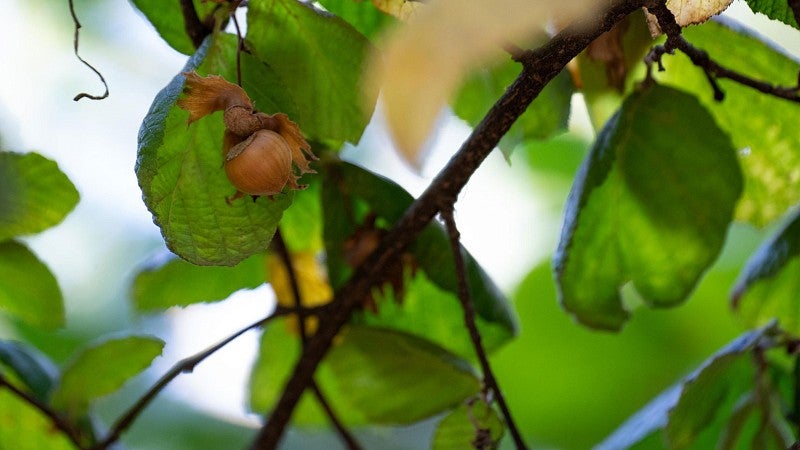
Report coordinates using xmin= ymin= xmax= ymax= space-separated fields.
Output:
xmin=326 ymin=326 xmax=481 ymax=424
xmin=136 ymin=35 xmax=295 ymax=266
xmin=554 ymin=83 xmax=742 ymax=330
xmin=52 ymin=336 xmax=164 ymax=418
xmin=321 ymin=161 xmax=517 ymax=348
xmin=248 ymin=317 xmax=366 ymax=425
xmin=731 ymin=208 xmax=800 ymax=334
xmin=370 ymin=0 xmax=589 ymax=163
xmin=431 ymin=398 xmax=504 ymax=450
xmin=0 ymin=240 xmax=64 ymax=329
xmin=596 ymin=325 xmax=774 ymax=449
xmin=744 ymin=0 xmax=799 ymax=29
xmin=0 ymin=340 xmax=58 ymax=402
xmin=317 ymin=0 xmax=395 ymax=40
xmin=0 ymin=151 xmax=79 ymax=241
xmin=454 ymin=61 xmax=574 ymax=158
xmin=246 ymin=0 xmax=377 ymax=144
xmin=132 ymin=252 xmax=266 ymax=311
xmin=0 ymin=390 xmax=76 ymax=450
xmin=130 ymin=0 xmax=219 ymax=55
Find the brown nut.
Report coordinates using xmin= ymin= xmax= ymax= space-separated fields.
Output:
xmin=224 ymin=130 xmax=293 ymax=197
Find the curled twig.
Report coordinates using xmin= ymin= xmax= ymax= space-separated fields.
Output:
xmin=68 ymin=0 xmax=109 ymax=101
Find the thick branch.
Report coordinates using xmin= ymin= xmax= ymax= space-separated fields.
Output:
xmin=440 ymin=206 xmax=525 ymax=449
xmin=646 ymin=1 xmax=800 ymax=103
xmin=250 ymin=1 xmax=645 ymax=448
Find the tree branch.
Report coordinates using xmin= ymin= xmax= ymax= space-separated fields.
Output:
xmin=180 ymin=0 xmax=212 ymax=50
xmin=68 ymin=0 xmax=109 ymax=101
xmin=271 ymin=231 xmax=362 ymax=450
xmin=440 ymin=206 xmax=525 ymax=449
xmin=249 ymin=1 xmax=646 ymax=448
xmin=645 ymin=1 xmax=800 ymax=103
xmin=0 ymin=373 xmax=85 ymax=449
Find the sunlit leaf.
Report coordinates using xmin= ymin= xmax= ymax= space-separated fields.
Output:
xmin=317 ymin=0 xmax=395 ymax=40
xmin=129 ymin=0 xmax=219 ymax=55
xmin=554 ymin=83 xmax=741 ymax=330
xmin=454 ymin=61 xmax=574 ymax=158
xmin=326 ymin=326 xmax=481 ymax=424
xmin=745 ymin=0 xmax=799 ymax=28
xmin=137 ymin=35 xmax=295 ymax=266
xmin=0 ymin=340 xmax=58 ymax=402
xmin=0 ymin=240 xmax=64 ymax=329
xmin=267 ymin=251 xmax=333 ymax=334
xmin=0 ymin=151 xmax=79 ymax=241
xmin=132 ymin=252 xmax=266 ymax=311
xmin=596 ymin=325 xmax=775 ymax=450
xmin=51 ymin=336 xmax=164 ymax=418
xmin=246 ymin=0 xmax=377 ymax=144
xmin=371 ymin=0 xmax=590 ymax=164
xmin=0 ymin=390 xmax=76 ymax=450
xmin=662 ymin=0 xmax=733 ymax=28
xmin=731 ymin=208 xmax=800 ymax=334
xmin=431 ymin=398 xmax=504 ymax=450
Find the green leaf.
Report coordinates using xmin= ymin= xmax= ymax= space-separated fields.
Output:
xmin=554 ymin=83 xmax=742 ymax=330
xmin=0 ymin=151 xmax=79 ymax=241
xmin=0 ymin=390 xmax=77 ymax=450
xmin=454 ymin=62 xmax=574 ymax=157
xmin=317 ymin=0 xmax=395 ymax=40
xmin=326 ymin=326 xmax=481 ymax=424
xmin=246 ymin=0 xmax=377 ymax=143
xmin=248 ymin=317 xmax=366 ymax=425
xmin=0 ymin=340 xmax=58 ymax=402
xmin=744 ymin=0 xmax=799 ymax=28
xmin=596 ymin=325 xmax=774 ymax=450
xmin=0 ymin=240 xmax=64 ymax=329
xmin=732 ymin=208 xmax=800 ymax=334
xmin=431 ymin=398 xmax=505 ymax=450
xmin=278 ymin=177 xmax=324 ymax=252
xmin=130 ymin=0 xmax=219 ymax=55
xmin=132 ymin=252 xmax=266 ymax=311
xmin=52 ymin=336 xmax=164 ymax=418
xmin=321 ymin=161 xmax=517 ymax=346
xmin=136 ymin=35 xmax=296 ymax=266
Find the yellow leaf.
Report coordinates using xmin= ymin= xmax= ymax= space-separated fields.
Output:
xmin=646 ymin=0 xmax=733 ymax=35
xmin=267 ymin=252 xmax=332 ymax=334
xmin=369 ymin=0 xmax=591 ymax=167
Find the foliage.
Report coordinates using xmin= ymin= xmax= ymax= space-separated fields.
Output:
xmin=4 ymin=0 xmax=800 ymax=449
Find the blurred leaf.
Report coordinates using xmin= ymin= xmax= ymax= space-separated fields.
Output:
xmin=317 ymin=0 xmax=395 ymax=40
xmin=0 ymin=340 xmax=58 ymax=402
xmin=0 ymin=240 xmax=64 ymax=329
xmin=431 ymin=398 xmax=504 ymax=450
xmin=370 ymin=0 xmax=590 ymax=164
xmin=326 ymin=326 xmax=481 ymax=424
xmin=52 ymin=336 xmax=164 ymax=418
xmin=132 ymin=252 xmax=266 ymax=311
xmin=732 ymin=208 xmax=800 ymax=334
xmin=278 ymin=178 xmax=324 ymax=253
xmin=0 ymin=390 xmax=76 ymax=450
xmin=454 ymin=61 xmax=574 ymax=158
xmin=248 ymin=317 xmax=366 ymax=425
xmin=321 ymin=161 xmax=517 ymax=345
xmin=266 ymin=251 xmax=333 ymax=334
xmin=136 ymin=35 xmax=294 ymax=266
xmin=596 ymin=324 xmax=774 ymax=450
xmin=744 ymin=0 xmax=799 ymax=28
xmin=130 ymin=0 xmax=219 ymax=55
xmin=554 ymin=83 xmax=741 ymax=330
xmin=0 ymin=151 xmax=79 ymax=241
xmin=246 ymin=0 xmax=377 ymax=144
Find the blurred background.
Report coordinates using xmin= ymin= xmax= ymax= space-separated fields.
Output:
xmin=1 ymin=1 xmax=799 ymax=449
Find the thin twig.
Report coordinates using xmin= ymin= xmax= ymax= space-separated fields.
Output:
xmin=250 ymin=1 xmax=647 ymax=448
xmin=0 ymin=373 xmax=86 ymax=449
xmin=91 ymin=312 xmax=290 ymax=450
xmin=232 ymin=12 xmax=245 ymax=87
xmin=180 ymin=0 xmax=211 ymax=49
xmin=68 ymin=0 xmax=109 ymax=101
xmin=440 ymin=206 xmax=526 ymax=449
xmin=645 ymin=0 xmax=800 ymax=103
xmin=272 ymin=231 xmax=363 ymax=450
